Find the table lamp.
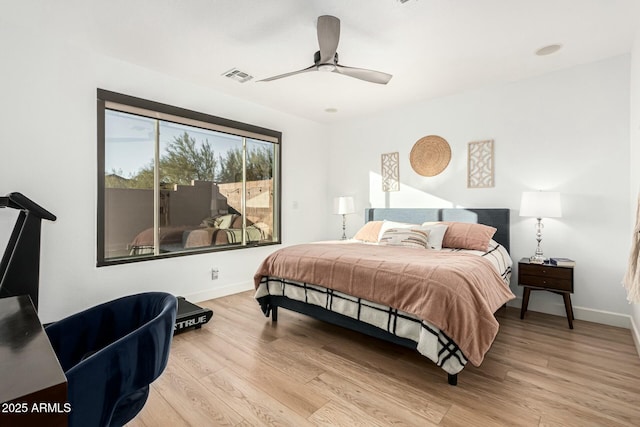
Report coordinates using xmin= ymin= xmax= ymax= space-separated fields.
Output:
xmin=520 ymin=191 xmax=562 ymax=263
xmin=335 ymin=196 xmax=355 ymax=240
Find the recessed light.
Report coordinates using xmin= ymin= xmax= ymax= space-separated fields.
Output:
xmin=324 ymin=107 xmax=338 ymax=113
xmin=535 ymin=44 xmax=562 ymax=56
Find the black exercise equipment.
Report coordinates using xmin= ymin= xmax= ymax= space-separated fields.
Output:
xmin=0 ymin=192 xmax=56 ymax=310
xmin=174 ymin=297 xmax=213 ymax=333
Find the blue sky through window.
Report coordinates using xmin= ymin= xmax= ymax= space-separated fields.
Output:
xmin=105 ymin=110 xmax=243 ymax=179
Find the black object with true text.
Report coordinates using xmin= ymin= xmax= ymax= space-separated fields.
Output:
xmin=174 ymin=296 xmax=213 ymax=333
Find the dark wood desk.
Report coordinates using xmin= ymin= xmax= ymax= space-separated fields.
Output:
xmin=0 ymin=295 xmax=68 ymax=426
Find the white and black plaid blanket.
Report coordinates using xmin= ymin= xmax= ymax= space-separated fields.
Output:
xmin=255 ymin=241 xmax=512 ymax=375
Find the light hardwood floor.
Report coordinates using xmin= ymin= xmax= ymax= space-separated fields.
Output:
xmin=128 ymin=291 xmax=640 ymax=426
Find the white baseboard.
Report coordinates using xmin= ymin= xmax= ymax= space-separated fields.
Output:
xmin=182 ymin=281 xmax=254 ymax=304
xmin=507 ymin=297 xmax=631 ymax=329
xmin=631 ymin=313 xmax=640 ymax=359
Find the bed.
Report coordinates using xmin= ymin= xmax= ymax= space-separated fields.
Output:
xmin=253 ymin=208 xmax=514 ymax=385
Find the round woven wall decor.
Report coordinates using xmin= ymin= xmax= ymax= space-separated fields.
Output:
xmin=409 ymin=135 xmax=451 ymax=177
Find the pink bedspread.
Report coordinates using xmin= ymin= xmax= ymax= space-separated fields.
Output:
xmin=254 ymin=242 xmax=515 ymax=366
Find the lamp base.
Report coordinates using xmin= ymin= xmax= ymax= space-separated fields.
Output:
xmin=341 ymin=214 xmax=347 ymax=240
xmin=529 ymin=218 xmax=546 ymax=264
xmin=529 ymin=255 xmax=546 ymax=264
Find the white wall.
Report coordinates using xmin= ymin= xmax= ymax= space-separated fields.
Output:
xmin=629 ymin=26 xmax=640 ymax=354
xmin=1 ymin=7 xmax=636 ymax=333
xmin=0 ymin=18 xmax=330 ymax=322
xmin=328 ymin=56 xmax=632 ymax=326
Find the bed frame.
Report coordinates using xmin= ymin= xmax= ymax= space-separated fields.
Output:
xmin=262 ymin=207 xmax=510 ymax=386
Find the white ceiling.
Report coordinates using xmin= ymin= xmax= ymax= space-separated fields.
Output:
xmin=12 ymin=0 xmax=640 ymax=123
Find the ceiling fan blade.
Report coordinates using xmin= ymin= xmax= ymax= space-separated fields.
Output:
xmin=259 ymin=15 xmax=390 ymax=85
xmin=334 ymin=64 xmax=393 ymax=85
xmin=257 ymin=65 xmax=316 ymax=82
xmin=317 ymin=15 xmax=340 ymax=64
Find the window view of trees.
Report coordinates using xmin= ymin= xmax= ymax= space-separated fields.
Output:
xmin=98 ymin=92 xmax=280 ymax=265
xmin=106 ymin=131 xmax=273 ymax=189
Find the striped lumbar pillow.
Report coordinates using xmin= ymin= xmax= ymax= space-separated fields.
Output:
xmin=379 ymin=227 xmax=431 ymax=249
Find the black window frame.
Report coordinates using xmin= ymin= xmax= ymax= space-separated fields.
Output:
xmin=97 ymin=89 xmax=282 ymax=267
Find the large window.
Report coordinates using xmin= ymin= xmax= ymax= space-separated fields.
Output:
xmin=97 ymin=89 xmax=281 ymax=266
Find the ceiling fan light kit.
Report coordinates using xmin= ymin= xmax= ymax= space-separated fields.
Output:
xmin=259 ymin=15 xmax=392 ymax=85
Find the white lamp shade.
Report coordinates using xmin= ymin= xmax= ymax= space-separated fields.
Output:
xmin=335 ymin=196 xmax=355 ymax=215
xmin=520 ymin=191 xmax=562 ymax=218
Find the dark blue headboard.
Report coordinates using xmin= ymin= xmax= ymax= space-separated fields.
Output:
xmin=365 ymin=208 xmax=510 ymax=253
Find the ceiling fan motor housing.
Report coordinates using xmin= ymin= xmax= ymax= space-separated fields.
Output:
xmin=314 ymin=50 xmax=338 ymax=65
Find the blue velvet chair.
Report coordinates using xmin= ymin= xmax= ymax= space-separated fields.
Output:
xmin=45 ymin=292 xmax=178 ymax=427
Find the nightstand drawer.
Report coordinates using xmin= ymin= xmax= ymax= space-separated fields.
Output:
xmin=519 ymin=274 xmax=573 ymax=292
xmin=519 ymin=263 xmax=573 ymax=280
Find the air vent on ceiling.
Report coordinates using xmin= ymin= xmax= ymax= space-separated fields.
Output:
xmin=222 ymin=68 xmax=254 ymax=83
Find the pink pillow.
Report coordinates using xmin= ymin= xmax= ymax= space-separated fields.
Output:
xmin=353 ymin=221 xmax=383 ymax=243
xmin=441 ymin=221 xmax=497 ymax=251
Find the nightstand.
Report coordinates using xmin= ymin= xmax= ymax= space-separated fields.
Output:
xmin=518 ymin=258 xmax=575 ymax=329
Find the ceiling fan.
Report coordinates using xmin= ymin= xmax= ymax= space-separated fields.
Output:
xmin=258 ymin=15 xmax=392 ymax=85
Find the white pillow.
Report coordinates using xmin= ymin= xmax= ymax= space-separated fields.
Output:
xmin=420 ymin=222 xmax=449 ymax=250
xmin=377 ymin=220 xmax=416 ymax=241
xmin=379 ymin=227 xmax=430 ymax=249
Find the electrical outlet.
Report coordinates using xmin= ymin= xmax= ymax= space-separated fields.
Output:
xmin=211 ymin=268 xmax=219 ymax=280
